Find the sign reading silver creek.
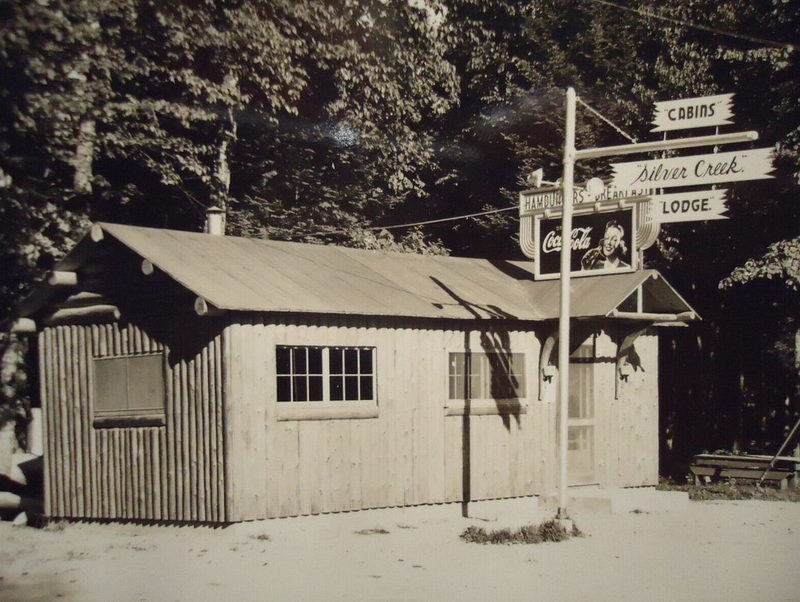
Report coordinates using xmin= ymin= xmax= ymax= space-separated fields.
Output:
xmin=611 ymin=148 xmax=774 ymax=190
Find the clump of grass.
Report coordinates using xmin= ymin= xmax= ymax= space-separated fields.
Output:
xmin=656 ymin=476 xmax=692 ymax=492
xmin=460 ymin=519 xmax=581 ymax=545
xmin=689 ymin=481 xmax=800 ymax=502
xmin=688 ymin=480 xmax=750 ymax=501
xmin=43 ymin=520 xmax=67 ymax=533
xmin=251 ymin=533 xmax=271 ymax=541
xmin=659 ymin=476 xmax=800 ymax=502
xmin=355 ymin=527 xmax=389 ymax=535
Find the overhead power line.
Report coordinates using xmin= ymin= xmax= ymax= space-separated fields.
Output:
xmin=301 ymin=205 xmax=519 ymax=239
xmin=585 ymin=0 xmax=795 ymax=51
xmin=576 ymin=96 xmax=638 ymax=143
xmin=366 ymin=205 xmax=518 ymax=231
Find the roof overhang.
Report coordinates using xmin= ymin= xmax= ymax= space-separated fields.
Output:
xmin=522 ymin=269 xmax=700 ymax=324
xmin=14 ymin=222 xmax=700 ymax=328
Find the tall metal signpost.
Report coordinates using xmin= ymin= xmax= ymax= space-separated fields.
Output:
xmin=552 ymin=87 xmax=773 ymax=520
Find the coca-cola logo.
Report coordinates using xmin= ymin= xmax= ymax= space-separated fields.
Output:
xmin=542 ymin=227 xmax=593 ymax=253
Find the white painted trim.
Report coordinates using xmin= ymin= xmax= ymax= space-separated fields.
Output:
xmin=277 ymin=402 xmax=379 ymax=421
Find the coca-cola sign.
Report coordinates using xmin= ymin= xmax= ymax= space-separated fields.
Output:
xmin=535 ymin=208 xmax=635 ymax=279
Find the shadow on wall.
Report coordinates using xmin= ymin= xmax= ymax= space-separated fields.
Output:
xmin=429 ymin=276 xmax=524 ymax=429
xmin=115 ymin=309 xmax=226 ymax=369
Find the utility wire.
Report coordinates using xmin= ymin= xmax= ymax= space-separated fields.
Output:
xmin=576 ymin=96 xmax=638 ymax=143
xmin=302 ymin=205 xmax=519 ymax=238
xmin=585 ymin=0 xmax=795 ymax=51
xmin=366 ymin=205 xmax=518 ymax=231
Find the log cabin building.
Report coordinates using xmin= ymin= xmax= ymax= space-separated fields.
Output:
xmin=12 ymin=220 xmax=698 ymax=523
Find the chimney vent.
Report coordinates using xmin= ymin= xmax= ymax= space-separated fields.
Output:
xmin=205 ymin=206 xmax=226 ymax=236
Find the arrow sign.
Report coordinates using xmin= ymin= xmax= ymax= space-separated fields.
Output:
xmin=652 ymin=189 xmax=729 ymax=223
xmin=611 ymin=148 xmax=774 ymax=190
xmin=652 ymin=93 xmax=734 ymax=132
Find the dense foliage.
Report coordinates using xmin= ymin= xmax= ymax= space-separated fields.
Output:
xmin=1 ymin=0 xmax=798 ymax=464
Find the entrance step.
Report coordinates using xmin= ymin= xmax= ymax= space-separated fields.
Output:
xmin=539 ymin=486 xmax=689 ymax=515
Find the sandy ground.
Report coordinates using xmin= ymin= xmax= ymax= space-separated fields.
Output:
xmin=1 ymin=492 xmax=799 ymax=602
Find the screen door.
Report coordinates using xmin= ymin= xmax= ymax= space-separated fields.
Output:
xmin=567 ymin=342 xmax=596 ymax=485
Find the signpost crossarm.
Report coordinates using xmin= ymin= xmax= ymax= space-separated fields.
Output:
xmin=557 ymin=87 xmax=577 ymax=521
xmin=575 ymin=130 xmax=758 ymax=161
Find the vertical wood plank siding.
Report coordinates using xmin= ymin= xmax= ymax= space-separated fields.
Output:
xmin=40 ymin=320 xmax=227 ymax=522
xmin=40 ymin=312 xmax=658 ymax=523
xmin=595 ymin=330 xmax=660 ymax=487
xmin=225 ymin=314 xmax=563 ymax=521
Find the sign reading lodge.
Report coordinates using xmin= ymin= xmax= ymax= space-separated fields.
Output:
xmin=651 ymin=189 xmax=728 ymax=223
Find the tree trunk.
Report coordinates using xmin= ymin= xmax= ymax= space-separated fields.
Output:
xmin=73 ymin=118 xmax=96 ymax=194
xmin=795 ymin=327 xmax=800 ymax=372
xmin=795 ymin=327 xmax=800 ymax=457
xmin=733 ymin=371 xmax=745 ymax=453
xmin=211 ymin=105 xmax=237 ymax=220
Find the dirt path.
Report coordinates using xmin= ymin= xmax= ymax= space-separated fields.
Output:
xmin=1 ymin=495 xmax=798 ymax=601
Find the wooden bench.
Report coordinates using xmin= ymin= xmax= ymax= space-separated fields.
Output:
xmin=689 ymin=454 xmax=800 ymax=490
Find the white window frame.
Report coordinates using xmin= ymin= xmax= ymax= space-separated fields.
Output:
xmin=276 ymin=345 xmax=378 ymax=421
xmin=445 ymin=351 xmax=529 ymax=416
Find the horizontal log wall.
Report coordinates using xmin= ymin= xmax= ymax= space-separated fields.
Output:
xmin=40 ymin=319 xmax=226 ymax=522
xmin=225 ymin=314 xmax=560 ymax=520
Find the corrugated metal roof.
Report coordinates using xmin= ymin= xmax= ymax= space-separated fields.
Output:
xmin=33 ymin=222 xmax=695 ymax=322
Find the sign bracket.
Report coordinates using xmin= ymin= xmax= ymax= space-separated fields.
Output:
xmin=575 ymin=130 xmax=758 ymax=161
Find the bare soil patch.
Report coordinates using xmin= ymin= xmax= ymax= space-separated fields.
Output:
xmin=1 ymin=494 xmax=799 ymax=601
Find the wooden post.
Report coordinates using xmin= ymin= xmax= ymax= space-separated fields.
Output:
xmin=195 ymin=297 xmax=226 ymax=317
xmin=557 ymin=87 xmax=577 ymax=521
xmin=141 ymin=259 xmax=155 ymax=276
xmin=46 ymin=305 xmax=121 ymax=325
xmin=47 ymin=271 xmax=78 ymax=287
xmin=10 ymin=318 xmax=36 ymax=334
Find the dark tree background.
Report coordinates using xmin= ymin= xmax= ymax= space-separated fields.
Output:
xmin=1 ymin=0 xmax=798 ymax=475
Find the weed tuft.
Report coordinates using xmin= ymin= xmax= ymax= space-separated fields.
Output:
xmin=355 ymin=527 xmax=389 ymax=535
xmin=43 ymin=520 xmax=67 ymax=533
xmin=659 ymin=476 xmax=800 ymax=503
xmin=460 ymin=519 xmax=580 ymax=545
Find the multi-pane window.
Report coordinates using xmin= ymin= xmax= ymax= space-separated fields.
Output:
xmin=448 ymin=352 xmax=525 ymax=400
xmin=276 ymin=346 xmax=375 ymax=403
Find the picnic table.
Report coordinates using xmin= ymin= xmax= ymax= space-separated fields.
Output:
xmin=690 ymin=453 xmax=800 ymax=490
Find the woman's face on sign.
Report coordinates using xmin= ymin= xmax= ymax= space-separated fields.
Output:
xmin=602 ymin=226 xmax=622 ymax=257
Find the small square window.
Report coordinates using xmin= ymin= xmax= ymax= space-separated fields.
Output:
xmin=276 ymin=347 xmax=291 ymax=375
xmin=330 ymin=348 xmax=343 ymax=374
xmin=448 ymin=352 xmax=526 ymax=400
xmin=93 ymin=353 xmax=166 ymax=427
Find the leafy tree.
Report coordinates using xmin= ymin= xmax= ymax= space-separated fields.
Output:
xmin=0 ymin=0 xmax=459 ymax=315
xmin=628 ymin=0 xmax=800 ymax=465
xmin=720 ymin=235 xmax=800 ymax=439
